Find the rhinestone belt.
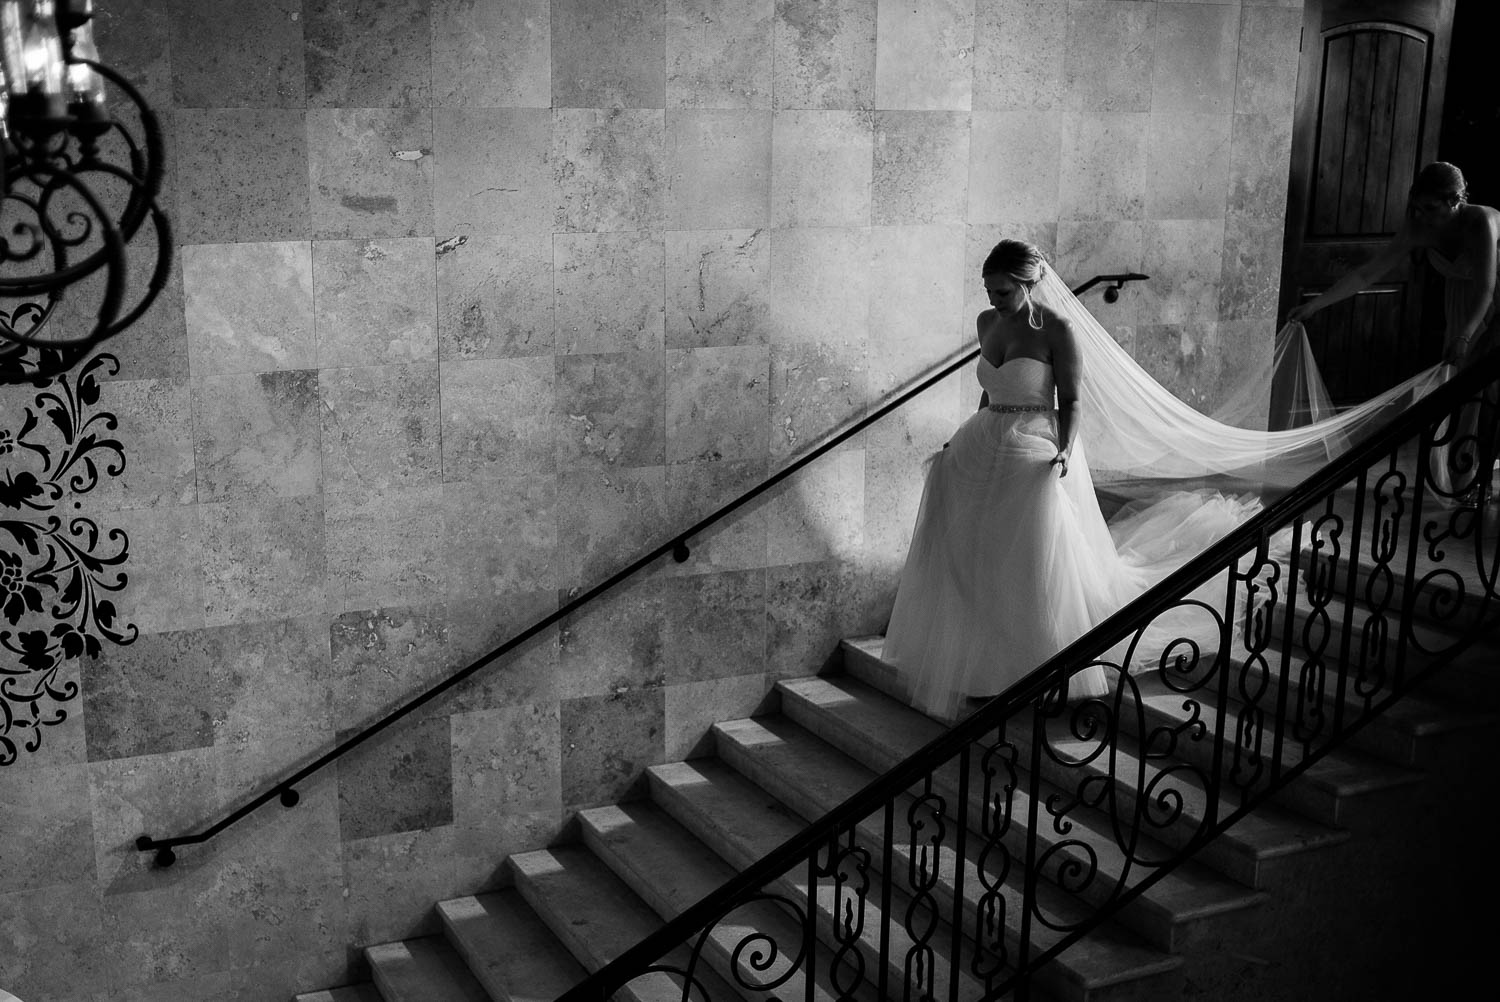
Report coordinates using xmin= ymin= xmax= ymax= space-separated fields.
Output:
xmin=987 ymin=403 xmax=1052 ymax=413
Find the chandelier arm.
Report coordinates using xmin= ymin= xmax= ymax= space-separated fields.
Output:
xmin=72 ymin=57 xmax=166 ymax=242
xmin=0 ymin=163 xmax=125 ymax=304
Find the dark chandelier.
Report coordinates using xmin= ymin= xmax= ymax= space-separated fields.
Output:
xmin=0 ymin=0 xmax=170 ymax=384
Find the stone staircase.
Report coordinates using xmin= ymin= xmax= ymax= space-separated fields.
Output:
xmin=296 ymin=603 xmax=1499 ymax=1002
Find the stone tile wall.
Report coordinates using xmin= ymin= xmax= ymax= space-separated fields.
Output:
xmin=0 ymin=1 xmax=1302 ymax=999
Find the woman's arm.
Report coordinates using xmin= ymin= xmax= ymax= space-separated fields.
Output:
xmin=1049 ymin=316 xmax=1082 ymax=477
xmin=1448 ymin=209 xmax=1500 ymax=364
xmin=1287 ymin=231 xmax=1416 ymax=322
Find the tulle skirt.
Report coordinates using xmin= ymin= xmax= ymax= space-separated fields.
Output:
xmin=882 ymin=408 xmax=1262 ymax=721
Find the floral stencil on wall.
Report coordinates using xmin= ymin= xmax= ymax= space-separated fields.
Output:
xmin=0 ymin=354 xmax=135 ymax=765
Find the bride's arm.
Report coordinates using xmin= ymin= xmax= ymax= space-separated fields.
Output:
xmin=1050 ymin=317 xmax=1082 ymax=477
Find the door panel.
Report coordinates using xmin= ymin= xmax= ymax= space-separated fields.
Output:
xmin=1280 ymin=0 xmax=1454 ymax=408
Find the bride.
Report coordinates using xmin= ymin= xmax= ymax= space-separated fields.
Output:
xmin=881 ymin=239 xmax=1453 ymax=721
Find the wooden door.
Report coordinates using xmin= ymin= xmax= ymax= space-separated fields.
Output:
xmin=1278 ymin=0 xmax=1455 ymax=407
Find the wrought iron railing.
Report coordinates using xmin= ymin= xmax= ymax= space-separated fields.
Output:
xmin=134 ymin=272 xmax=1152 ymax=866
xmin=553 ymin=347 xmax=1500 ymax=1002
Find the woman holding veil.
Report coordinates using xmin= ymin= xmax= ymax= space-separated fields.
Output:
xmin=882 ymin=238 xmax=1455 ymax=722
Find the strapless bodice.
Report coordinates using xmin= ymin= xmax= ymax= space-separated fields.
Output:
xmin=1428 ymin=247 xmax=1479 ymax=281
xmin=977 ymin=355 xmax=1054 ymax=408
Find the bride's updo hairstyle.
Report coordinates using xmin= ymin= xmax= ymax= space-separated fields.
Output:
xmin=982 ymin=239 xmax=1047 ymax=329
xmin=1409 ymin=161 xmax=1468 ymax=210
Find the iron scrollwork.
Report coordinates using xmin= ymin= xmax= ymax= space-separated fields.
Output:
xmin=0 ymin=352 xmax=134 ymax=764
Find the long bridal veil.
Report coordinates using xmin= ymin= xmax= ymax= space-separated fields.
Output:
xmin=1032 ymin=264 xmax=1453 ymax=484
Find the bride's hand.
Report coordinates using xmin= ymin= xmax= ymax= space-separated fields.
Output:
xmin=1050 ymin=450 xmax=1071 ymax=477
xmin=1286 ymin=303 xmax=1315 ymax=324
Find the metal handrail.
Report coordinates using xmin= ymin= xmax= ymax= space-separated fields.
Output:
xmin=554 ymin=344 xmax=1500 ymax=1001
xmin=134 ymin=271 xmax=1152 ymax=866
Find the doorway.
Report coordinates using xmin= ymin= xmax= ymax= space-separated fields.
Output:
xmin=1278 ymin=0 xmax=1455 ymax=406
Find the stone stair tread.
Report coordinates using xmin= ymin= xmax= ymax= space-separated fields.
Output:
xmin=779 ymin=674 xmax=1345 ymax=869
xmin=366 ymin=936 xmax=492 ymax=1002
xmin=709 ymin=714 xmax=1263 ymax=935
xmin=509 ymin=846 xmax=659 ymax=962
xmin=293 ymin=987 xmax=384 ymax=1002
xmin=579 ymin=801 xmax=891 ymax=1002
xmin=437 ymin=890 xmax=588 ymax=1002
xmin=650 ymin=754 xmax=1185 ymax=999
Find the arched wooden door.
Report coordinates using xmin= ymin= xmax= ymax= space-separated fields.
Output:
xmin=1278 ymin=0 xmax=1455 ymax=407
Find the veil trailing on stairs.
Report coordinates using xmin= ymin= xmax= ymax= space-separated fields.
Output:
xmin=1032 ymin=264 xmax=1454 ymax=484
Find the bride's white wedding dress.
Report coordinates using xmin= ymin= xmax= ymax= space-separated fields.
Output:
xmin=882 ymin=354 xmax=1260 ymax=721
xmin=881 ymin=265 xmax=1455 ymax=722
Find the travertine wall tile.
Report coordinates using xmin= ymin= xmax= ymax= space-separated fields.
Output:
xmin=772 ymin=0 xmax=877 ymax=110
xmin=771 ymin=110 xmax=874 ymax=227
xmin=175 ymin=110 xmax=311 ymax=244
xmin=660 ymin=568 xmax=767 ymax=682
xmin=554 ymin=351 xmax=668 ymax=469
xmin=1145 ymin=112 xmax=1233 ymax=219
xmin=170 ymin=0 xmax=305 ymax=108
xmin=432 ymin=0 xmax=551 ymax=107
xmin=552 ymin=109 xmax=668 ymax=231
xmin=0 ymin=764 xmax=95 ymax=892
xmin=765 ymin=226 xmax=873 ymax=348
xmin=1152 ymin=1 xmax=1241 ymax=114
xmin=183 ymin=242 xmax=315 ymax=376
xmin=433 ymin=108 xmax=553 ymax=236
xmin=974 ymin=0 xmax=1067 ymax=112
xmin=969 ymin=110 xmax=1064 ymax=222
xmin=305 ymin=0 xmax=432 ymax=107
xmin=665 ymin=228 xmax=772 ymax=349
xmin=307 ymin=108 xmax=435 ymax=239
xmin=192 ymin=370 xmax=322 ymax=502
xmin=440 ymin=356 xmax=557 ymax=480
xmin=557 ymin=579 xmax=667 ymax=698
xmin=665 ymin=345 xmax=771 ymax=464
xmin=664 ymin=458 xmax=772 ymax=574
xmin=873 ymin=111 xmax=971 ymax=225
xmin=324 ymin=484 xmax=445 ymax=611
xmin=556 ymin=468 xmax=668 ymax=586
xmin=552 ymin=0 xmax=667 ymax=109
xmin=667 ymin=0 xmax=774 ymax=109
xmin=312 ymin=238 xmax=438 ymax=366
xmin=874 ymin=0 xmax=975 ymax=111
xmin=320 ymin=364 xmax=442 ymax=491
xmin=1063 ymin=1 xmax=1155 ymax=112
xmin=106 ymin=506 xmax=207 ymax=636
xmin=1219 ymin=217 xmax=1286 ymax=321
xmin=1227 ymin=112 xmax=1294 ymax=220
xmin=84 ymin=378 xmax=196 ymax=510
xmin=341 ymin=827 xmax=456 ymax=943
xmin=442 ymin=476 xmax=558 ymax=601
xmin=337 ymin=714 xmax=453 ymax=840
xmin=553 ymin=231 xmax=667 ymax=353
xmin=198 ymin=497 xmax=328 ymax=627
xmin=1140 ymin=218 xmax=1228 ymax=324
xmin=559 ymin=688 xmax=666 ymax=807
xmin=82 ymin=630 xmax=219 ymax=761
xmin=666 ymin=110 xmax=773 ymax=229
xmin=437 ymin=233 xmax=555 ymax=361
xmin=1058 ymin=112 xmax=1150 ymax=221
xmin=1234 ymin=4 xmax=1303 ymax=118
